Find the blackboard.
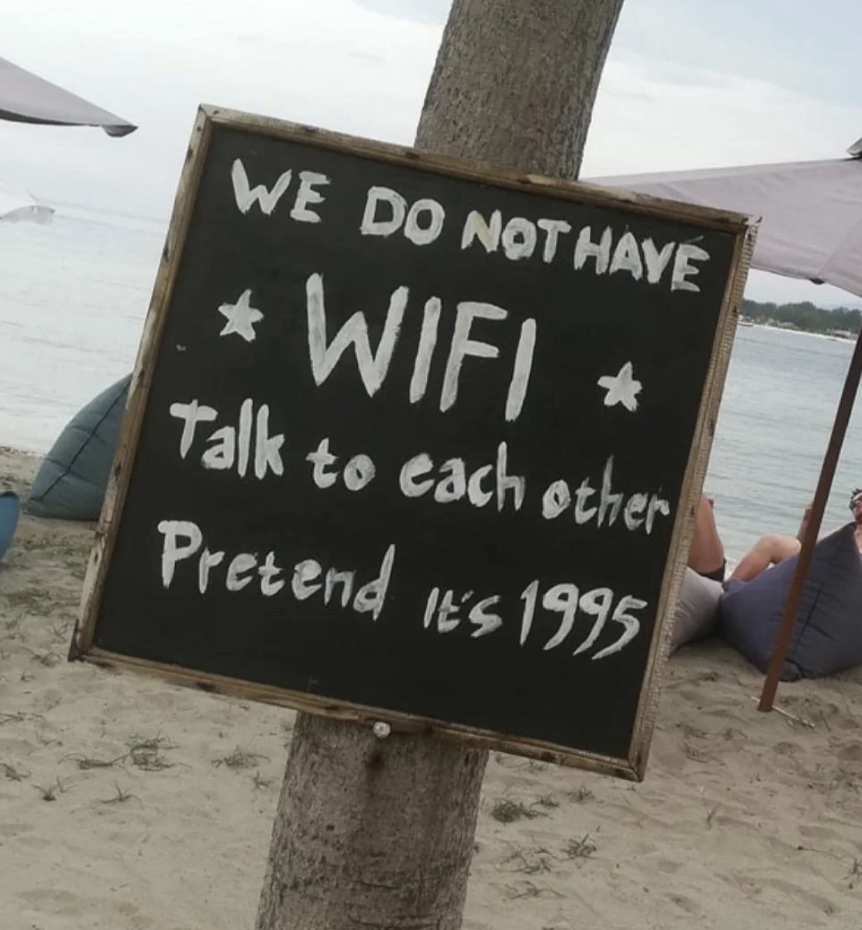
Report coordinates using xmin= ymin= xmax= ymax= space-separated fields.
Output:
xmin=72 ymin=105 xmax=755 ymax=779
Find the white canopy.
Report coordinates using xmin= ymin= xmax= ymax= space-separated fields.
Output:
xmin=588 ymin=141 xmax=862 ymax=300
xmin=0 ymin=181 xmax=53 ymax=224
xmin=0 ymin=55 xmax=135 ymax=137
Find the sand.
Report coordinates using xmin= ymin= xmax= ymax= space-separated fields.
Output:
xmin=2 ymin=446 xmax=862 ymax=930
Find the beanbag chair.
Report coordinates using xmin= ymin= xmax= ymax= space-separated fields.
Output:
xmin=26 ymin=375 xmax=130 ymax=521
xmin=0 ymin=490 xmax=20 ymax=565
xmin=718 ymin=523 xmax=862 ymax=681
xmin=669 ymin=568 xmax=722 ymax=653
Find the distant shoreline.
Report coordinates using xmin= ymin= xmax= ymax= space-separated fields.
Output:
xmin=741 ymin=297 xmax=860 ymax=341
xmin=740 ymin=320 xmax=856 ymax=342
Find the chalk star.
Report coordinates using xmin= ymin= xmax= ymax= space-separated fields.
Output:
xmin=597 ymin=362 xmax=642 ymax=412
xmin=218 ymin=289 xmax=263 ymax=343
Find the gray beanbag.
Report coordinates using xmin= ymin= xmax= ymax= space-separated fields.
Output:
xmin=0 ymin=490 xmax=20 ymax=564
xmin=669 ymin=568 xmax=723 ymax=653
xmin=718 ymin=523 xmax=862 ymax=681
xmin=26 ymin=375 xmax=130 ymax=521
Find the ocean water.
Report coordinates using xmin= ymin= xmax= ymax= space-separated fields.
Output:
xmin=2 ymin=207 xmax=861 ymax=561
xmin=0 ymin=205 xmax=162 ymax=454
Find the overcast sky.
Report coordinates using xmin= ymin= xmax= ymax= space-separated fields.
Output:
xmin=3 ymin=0 xmax=860 ymax=305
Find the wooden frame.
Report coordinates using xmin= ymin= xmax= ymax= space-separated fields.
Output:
xmin=71 ymin=104 xmax=758 ymax=781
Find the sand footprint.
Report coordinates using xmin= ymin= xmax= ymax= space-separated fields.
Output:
xmin=833 ymin=740 xmax=862 ymax=762
xmin=798 ymin=823 xmax=844 ymax=842
xmin=16 ymin=887 xmax=85 ymax=917
xmin=769 ymin=877 xmax=841 ymax=917
xmin=668 ymin=892 xmax=702 ymax=915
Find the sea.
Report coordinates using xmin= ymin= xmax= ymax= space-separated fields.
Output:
xmin=2 ymin=205 xmax=862 ymax=562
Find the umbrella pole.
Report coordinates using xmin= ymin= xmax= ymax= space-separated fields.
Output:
xmin=759 ymin=324 xmax=862 ymax=711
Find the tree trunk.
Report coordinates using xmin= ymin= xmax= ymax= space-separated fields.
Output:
xmin=415 ymin=0 xmax=627 ymax=178
xmin=255 ymin=714 xmax=487 ymax=930
xmin=256 ymin=3 xmax=626 ymax=929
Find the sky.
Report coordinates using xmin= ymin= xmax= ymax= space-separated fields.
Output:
xmin=3 ymin=0 xmax=861 ymax=306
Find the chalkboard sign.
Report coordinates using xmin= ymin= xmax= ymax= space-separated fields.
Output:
xmin=72 ymin=106 xmax=755 ymax=779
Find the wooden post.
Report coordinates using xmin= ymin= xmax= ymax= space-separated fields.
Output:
xmin=759 ymin=322 xmax=862 ymax=710
xmin=254 ymin=2 xmax=628 ymax=928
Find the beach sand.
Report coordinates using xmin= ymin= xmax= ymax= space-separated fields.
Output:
xmin=2 ymin=445 xmax=862 ymax=930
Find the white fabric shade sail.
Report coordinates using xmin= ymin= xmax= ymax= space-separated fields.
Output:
xmin=0 ymin=181 xmax=53 ymax=223
xmin=0 ymin=55 xmax=136 ymax=137
xmin=588 ymin=142 xmax=862 ymax=300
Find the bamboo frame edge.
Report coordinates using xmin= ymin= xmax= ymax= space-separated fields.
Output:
xmin=626 ymin=219 xmax=759 ymax=777
xmin=199 ymin=104 xmax=758 ymax=235
xmin=79 ymin=647 xmax=640 ymax=780
xmin=72 ymin=107 xmax=215 ymax=659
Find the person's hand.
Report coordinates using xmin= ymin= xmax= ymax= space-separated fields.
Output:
xmin=796 ymin=503 xmax=813 ymax=542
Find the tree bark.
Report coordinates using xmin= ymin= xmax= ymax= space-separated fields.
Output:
xmin=256 ymin=3 xmax=626 ymax=929
xmin=255 ymin=715 xmax=487 ymax=930
xmin=415 ymin=0 xmax=627 ymax=178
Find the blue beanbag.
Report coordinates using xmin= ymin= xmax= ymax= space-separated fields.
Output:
xmin=0 ymin=490 xmax=20 ymax=565
xmin=718 ymin=523 xmax=862 ymax=681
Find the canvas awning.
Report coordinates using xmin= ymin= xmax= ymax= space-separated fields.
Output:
xmin=0 ymin=55 xmax=136 ymax=137
xmin=588 ymin=140 xmax=862 ymax=300
xmin=0 ymin=181 xmax=54 ymax=224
